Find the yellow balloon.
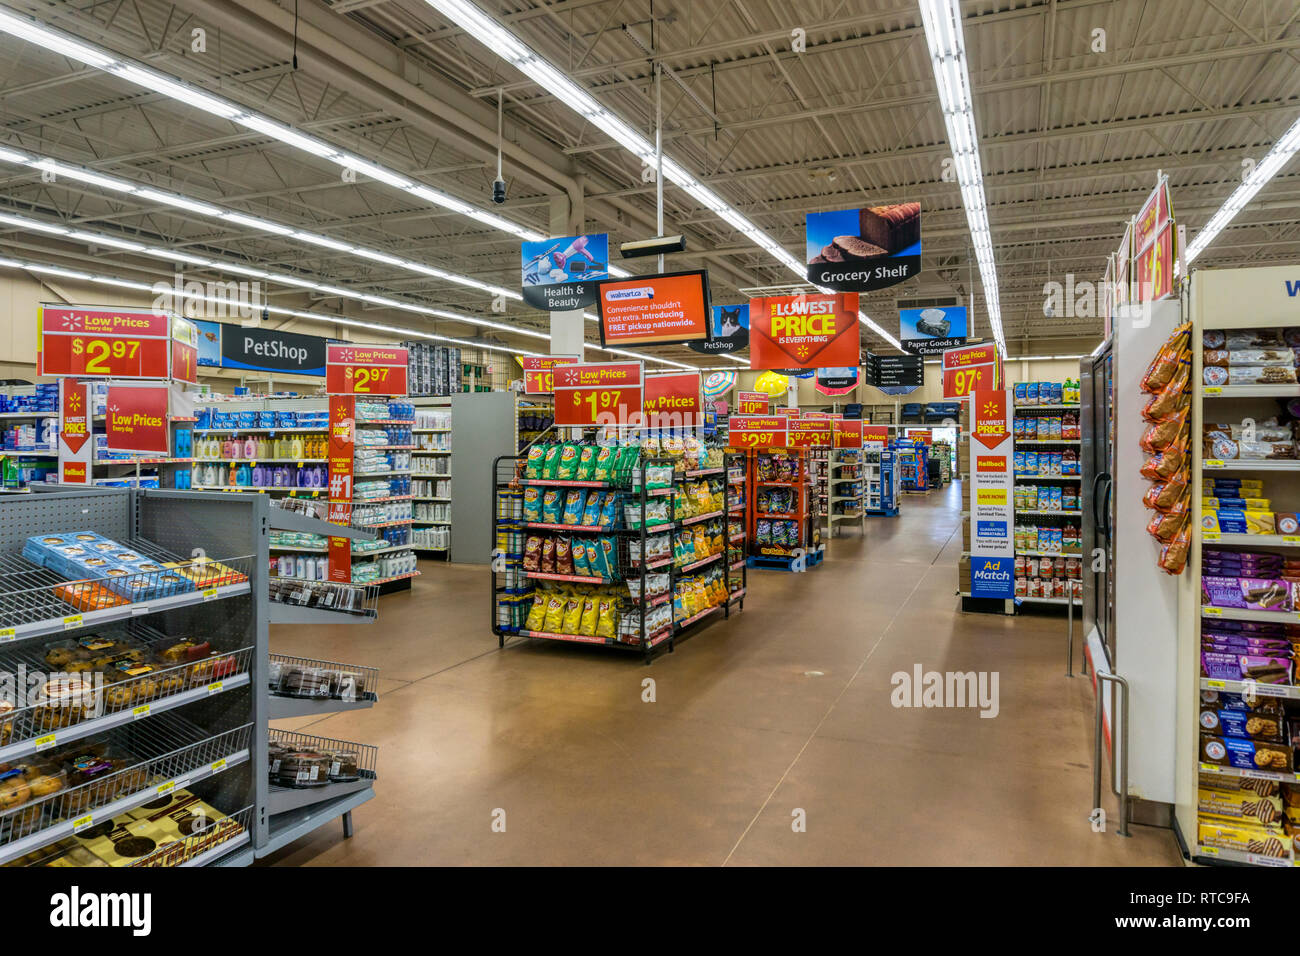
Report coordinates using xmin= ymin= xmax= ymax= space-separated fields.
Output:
xmin=753 ymin=371 xmax=790 ymax=396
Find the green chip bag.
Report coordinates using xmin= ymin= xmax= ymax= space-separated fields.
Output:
xmin=576 ymin=445 xmax=598 ymax=479
xmin=541 ymin=444 xmax=562 ymax=479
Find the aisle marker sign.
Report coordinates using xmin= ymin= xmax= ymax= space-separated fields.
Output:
xmin=521 ymin=355 xmax=579 ymax=395
xmin=326 ymin=344 xmax=409 ymax=395
xmin=970 ymin=389 xmax=1014 ymax=599
xmin=554 ymin=362 xmax=644 ymax=427
xmin=728 ymin=415 xmax=787 ymax=450
xmin=942 ymin=342 xmax=1002 ymax=399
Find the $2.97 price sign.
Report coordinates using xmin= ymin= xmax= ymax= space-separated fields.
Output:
xmin=326 ymin=344 xmax=409 ymax=395
xmin=728 ymin=415 xmax=788 ymax=450
xmin=38 ymin=306 xmax=171 ymax=378
xmin=553 ymin=362 xmax=643 ymax=426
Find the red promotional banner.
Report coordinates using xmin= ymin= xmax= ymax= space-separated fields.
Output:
xmin=728 ymin=415 xmax=788 ymax=450
xmin=327 ymin=396 xmax=356 ymax=582
xmin=736 ymin=391 xmax=769 ymax=414
xmin=326 ymin=343 xmax=410 ymax=395
xmin=596 ymin=270 xmax=711 ymax=347
xmin=862 ymin=425 xmax=890 ymax=443
xmin=942 ymin=342 xmax=1002 ymax=399
xmin=748 ymin=292 xmax=859 ymax=370
xmin=906 ymin=429 xmax=933 ymax=445
xmin=972 ymin=390 xmax=1011 ymax=451
xmin=1136 ymin=222 xmax=1175 ymax=303
xmin=774 ymin=407 xmax=801 ymax=419
xmin=38 ymin=304 xmax=171 ymax=378
xmin=58 ymin=380 xmax=91 ymax=484
xmin=787 ymin=419 xmax=832 ymax=448
xmin=802 ymin=411 xmax=831 ymax=419
xmin=103 ymin=384 xmax=170 ymax=455
xmin=170 ymin=316 xmax=199 ymax=385
xmin=554 ymin=362 xmax=644 ymax=427
xmin=833 ymin=419 xmax=863 ymax=448
xmin=644 ymin=371 xmax=701 ymax=427
xmin=521 ymin=354 xmax=579 ymax=395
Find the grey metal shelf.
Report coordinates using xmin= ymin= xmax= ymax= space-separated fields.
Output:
xmin=268 ymin=603 xmax=377 ymax=625
xmin=268 ymin=506 xmax=378 ymax=543
xmin=268 ymin=775 xmax=376 ymax=814
xmin=269 ymin=693 xmax=377 ymax=719
xmin=259 ymin=786 xmax=375 ymax=857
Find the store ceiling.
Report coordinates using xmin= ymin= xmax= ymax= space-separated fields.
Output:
xmin=0 ymin=0 xmax=1296 ymax=362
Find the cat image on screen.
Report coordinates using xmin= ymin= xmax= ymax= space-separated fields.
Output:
xmin=716 ymin=306 xmax=743 ymax=338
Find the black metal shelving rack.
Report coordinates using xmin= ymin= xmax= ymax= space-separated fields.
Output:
xmin=490 ymin=447 xmax=742 ymax=664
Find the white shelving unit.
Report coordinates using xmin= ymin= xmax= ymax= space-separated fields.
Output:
xmin=827 ymin=448 xmax=865 ymax=535
xmin=411 ymin=397 xmax=453 ymax=556
xmin=1012 ymin=398 xmax=1083 ymax=607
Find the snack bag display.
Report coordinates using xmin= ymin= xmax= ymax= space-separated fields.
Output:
xmin=555 ymin=537 xmax=574 ymax=575
xmin=540 ymin=537 xmax=556 ymax=573
xmin=576 ymin=445 xmax=598 ymax=480
xmin=582 ymin=492 xmax=604 ymax=527
xmin=522 ymin=535 xmax=542 ymax=571
xmin=524 ymin=593 xmax=547 ymax=631
xmin=571 ymin=540 xmax=590 ymax=576
xmin=542 ymin=593 xmax=566 ymax=632
xmin=599 ymin=494 xmax=620 ymax=528
xmin=542 ymin=444 xmax=563 ymax=479
xmin=561 ymin=596 xmax=583 ymax=634
xmin=595 ymin=599 xmax=617 ymax=639
xmin=593 ymin=446 xmax=617 ymax=482
xmin=579 ymin=597 xmax=599 ymax=636
xmin=541 ymin=489 xmax=563 ymax=524
xmin=583 ymin=541 xmax=603 ymax=578
xmin=556 ymin=443 xmax=581 ymax=480
xmin=525 ymin=445 xmax=546 ymax=479
xmin=522 ymin=487 xmax=542 ymax=522
xmin=562 ymin=490 xmax=585 ymax=526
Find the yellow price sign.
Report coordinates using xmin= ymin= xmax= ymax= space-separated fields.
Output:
xmin=72 ymin=814 xmax=94 ymax=833
xmin=210 ymin=758 xmax=228 ymax=775
xmin=33 ymin=733 xmax=56 ymax=751
xmin=132 ymin=704 xmax=150 ymax=720
xmin=62 ymin=614 xmax=83 ymax=630
xmin=0 ymin=628 xmax=14 ymax=643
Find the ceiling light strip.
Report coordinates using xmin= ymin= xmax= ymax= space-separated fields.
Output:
xmin=1185 ymin=114 xmax=1300 ymax=264
xmin=916 ymin=0 xmax=1006 ymax=359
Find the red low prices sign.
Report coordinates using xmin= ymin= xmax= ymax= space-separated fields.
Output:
xmin=103 ymin=384 xmax=170 ymax=455
xmin=644 ymin=371 xmax=701 ymax=427
xmin=737 ymin=391 xmax=769 ymax=414
xmin=38 ymin=305 xmax=170 ymax=378
xmin=728 ymin=415 xmax=788 ymax=451
xmin=748 ymin=292 xmax=859 ymax=370
xmin=863 ymin=425 xmax=890 ymax=443
xmin=787 ymin=419 xmax=832 ymax=448
xmin=554 ymin=362 xmax=644 ymax=427
xmin=942 ymin=342 xmax=1002 ymax=399
xmin=522 ymin=355 xmax=578 ymax=395
xmin=834 ymin=419 xmax=863 ymax=448
xmin=170 ymin=316 xmax=199 ymax=385
xmin=326 ymin=344 xmax=409 ymax=395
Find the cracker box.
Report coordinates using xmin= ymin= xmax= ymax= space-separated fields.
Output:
xmin=1198 ymin=786 xmax=1285 ymax=825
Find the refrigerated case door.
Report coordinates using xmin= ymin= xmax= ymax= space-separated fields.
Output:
xmin=1080 ymin=345 xmax=1116 ymax=669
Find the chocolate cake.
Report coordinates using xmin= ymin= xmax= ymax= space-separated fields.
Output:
xmin=857 ymin=202 xmax=921 ymax=254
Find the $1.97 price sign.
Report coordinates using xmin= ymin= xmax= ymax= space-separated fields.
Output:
xmin=728 ymin=415 xmax=788 ymax=450
xmin=553 ymin=362 xmax=643 ymax=426
xmin=941 ymin=343 xmax=1002 ymax=400
xmin=326 ymin=344 xmax=409 ymax=395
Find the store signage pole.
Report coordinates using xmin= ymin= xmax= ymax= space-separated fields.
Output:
xmin=969 ymin=389 xmax=1015 ymax=602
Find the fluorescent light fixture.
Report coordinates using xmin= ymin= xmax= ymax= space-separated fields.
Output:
xmin=33 ymin=160 xmax=138 ymax=194
xmin=291 ymin=232 xmax=354 ymax=253
xmin=916 ymin=0 xmax=1006 ymax=359
xmin=135 ymin=188 xmax=223 ymax=217
xmin=67 ymin=231 xmax=144 ymax=252
xmin=219 ymin=212 xmax=295 ymax=236
xmin=1185 ymin=112 xmax=1300 ymax=264
xmin=0 ymin=11 xmax=551 ymax=244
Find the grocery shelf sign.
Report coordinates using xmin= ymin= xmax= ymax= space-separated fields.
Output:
xmin=728 ymin=415 xmax=787 ymax=450
xmin=942 ymin=342 xmax=1001 ymax=399
xmin=38 ymin=304 xmax=171 ymax=378
xmin=103 ymin=383 xmax=170 ymax=456
xmin=833 ymin=419 xmax=863 ymax=448
xmin=554 ymin=361 xmax=644 ymax=427
xmin=326 ymin=344 xmax=409 ymax=395
xmin=748 ymin=292 xmax=860 ymax=370
xmin=969 ymin=389 xmax=1014 ymax=599
xmin=805 ymin=203 xmax=922 ymax=292
xmin=521 ymin=354 xmax=579 ymax=395
xmin=737 ymin=391 xmax=769 ymax=414
xmin=643 ymin=371 xmax=701 ymax=428
xmin=787 ymin=419 xmax=832 ymax=448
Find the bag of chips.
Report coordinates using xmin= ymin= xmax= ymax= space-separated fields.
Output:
xmin=541 ymin=489 xmax=563 ymax=524
xmin=595 ymin=598 xmax=617 ymax=639
xmin=562 ymin=490 xmax=585 ymax=526
xmin=540 ymin=537 xmax=556 ymax=573
xmin=542 ymin=444 xmax=563 ymax=479
xmin=525 ymin=445 xmax=546 ymax=479
xmin=561 ymin=596 xmax=583 ymax=634
xmin=542 ymin=593 xmax=566 ymax=632
xmin=522 ymin=487 xmax=542 ymax=522
xmin=555 ymin=537 xmax=574 ymax=575
xmin=579 ymin=597 xmax=599 ymax=636
xmin=582 ymin=492 xmax=604 ymax=527
xmin=524 ymin=592 xmax=546 ymax=630
xmin=599 ymin=494 xmax=620 ymax=528
xmin=593 ymin=446 xmax=617 ymax=482
xmin=576 ymin=445 xmax=598 ymax=480
xmin=522 ymin=535 xmax=542 ymax=571
xmin=572 ymin=539 xmax=591 ymax=575
xmin=556 ymin=443 xmax=581 ymax=479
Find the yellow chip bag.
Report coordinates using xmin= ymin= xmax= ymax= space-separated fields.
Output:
xmin=595 ymin=598 xmax=617 ymax=638
xmin=579 ymin=597 xmax=599 ymax=636
xmin=562 ymin=597 xmax=583 ymax=634
xmin=693 ymin=527 xmax=710 ymax=558
xmin=542 ymin=594 xmax=566 ymax=633
xmin=524 ymin=592 xmax=547 ymax=631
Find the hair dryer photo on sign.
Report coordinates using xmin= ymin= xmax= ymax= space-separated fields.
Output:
xmin=520 ymin=233 xmax=611 ymax=311
xmin=524 ymin=235 xmax=606 ymax=286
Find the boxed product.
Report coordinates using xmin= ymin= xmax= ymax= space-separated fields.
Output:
xmin=1199 ymin=701 xmax=1285 ymax=740
xmin=1197 ymin=817 xmax=1290 ymax=859
xmin=1201 ymin=733 xmax=1293 ymax=771
xmin=1200 ymin=576 xmax=1292 ymax=611
xmin=1200 ymin=510 xmax=1276 ymax=535
xmin=1198 ymin=785 xmax=1285 ymax=825
xmin=1201 ymin=650 xmax=1293 ymax=683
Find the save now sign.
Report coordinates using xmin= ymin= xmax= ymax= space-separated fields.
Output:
xmin=103 ymin=384 xmax=170 ymax=455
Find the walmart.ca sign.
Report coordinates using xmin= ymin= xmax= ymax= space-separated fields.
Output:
xmin=971 ymin=557 xmax=1014 ymax=599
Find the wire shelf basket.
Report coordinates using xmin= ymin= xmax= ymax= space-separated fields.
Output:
xmin=267 ymin=578 xmax=379 ymax=618
xmin=0 ymin=715 xmax=253 ymax=854
xmin=268 ymin=654 xmax=379 ymax=701
xmin=268 ymin=728 xmax=378 ymax=789
xmin=132 ymin=802 xmax=253 ymax=867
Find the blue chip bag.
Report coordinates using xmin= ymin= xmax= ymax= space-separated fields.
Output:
xmin=572 ymin=539 xmax=591 ymax=575
xmin=582 ymin=491 xmax=604 ymax=527
xmin=541 ymin=489 xmax=563 ymax=523
xmin=600 ymin=536 xmax=618 ymax=578
xmin=599 ymin=493 xmax=620 ymax=528
xmin=522 ymin=487 xmax=542 ymax=522
xmin=562 ymin=490 xmax=586 ymax=526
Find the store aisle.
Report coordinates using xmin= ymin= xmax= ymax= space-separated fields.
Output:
xmin=263 ymin=483 xmax=1181 ymax=866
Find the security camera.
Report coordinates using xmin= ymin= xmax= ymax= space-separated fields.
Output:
xmin=492 ymin=179 xmax=507 ymax=204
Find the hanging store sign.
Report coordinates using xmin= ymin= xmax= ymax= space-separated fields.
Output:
xmin=833 ymin=419 xmax=863 ymax=449
xmin=805 ymin=203 xmax=921 ymax=292
xmin=38 ymin=304 xmax=171 ymax=378
xmin=521 ymin=354 xmax=579 ymax=395
xmin=815 ymin=366 xmax=859 ymax=396
xmin=643 ymin=371 xmax=702 ymax=427
xmin=748 ymin=292 xmax=860 ymax=370
xmin=596 ymin=270 xmax=711 ymax=347
xmin=900 ymin=305 xmax=967 ymax=355
xmin=57 ymin=380 xmax=92 ymax=484
xmin=221 ymin=325 xmax=330 ymax=376
xmin=867 ymin=353 xmax=924 ymax=391
xmin=326 ymin=344 xmax=409 ymax=396
xmin=969 ymin=389 xmax=1014 ymax=599
xmin=727 ymin=415 xmax=787 ymax=450
xmin=736 ymin=391 xmax=769 ymax=414
xmin=521 ymin=233 xmax=610 ymax=311
xmin=170 ymin=316 xmax=199 ymax=385
xmin=787 ymin=419 xmax=832 ymax=448
xmin=689 ymin=303 xmax=749 ymax=356
xmin=941 ymin=342 xmax=1002 ymax=399
xmin=103 ymin=384 xmax=170 ymax=456
xmin=554 ymin=361 xmax=644 ymax=427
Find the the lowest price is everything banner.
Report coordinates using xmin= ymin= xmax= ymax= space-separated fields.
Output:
xmin=747 ymin=292 xmax=859 ymax=370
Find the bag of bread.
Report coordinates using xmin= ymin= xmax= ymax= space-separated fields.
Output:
xmin=1140 ymin=437 xmax=1186 ymax=481
xmin=1147 ymin=502 xmax=1188 ymax=543
xmin=1155 ymin=472 xmax=1189 ymax=511
xmin=1159 ymin=522 xmax=1191 ymax=575
xmin=1142 ymin=481 xmax=1168 ymax=511
xmin=1140 ymin=406 xmax=1188 ymax=453
xmin=1141 ymin=360 xmax=1191 ymax=421
xmin=1140 ymin=322 xmax=1191 ymax=393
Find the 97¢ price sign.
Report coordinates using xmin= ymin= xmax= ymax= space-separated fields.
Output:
xmin=554 ymin=361 xmax=643 ymax=426
xmin=942 ymin=342 xmax=1002 ymax=400
xmin=728 ymin=415 xmax=788 ymax=450
xmin=326 ymin=344 xmax=409 ymax=395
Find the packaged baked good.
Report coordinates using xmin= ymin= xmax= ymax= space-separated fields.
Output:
xmin=1158 ymin=522 xmax=1190 ymax=575
xmin=1198 ymin=786 xmax=1284 ymax=825
xmin=1203 ymin=366 xmax=1229 ymax=387
xmin=1224 ymin=329 xmax=1285 ymax=350
xmin=1229 ymin=365 xmax=1297 ymax=385
xmin=1140 ymin=407 xmax=1188 ymax=453
xmin=1200 ymin=734 xmax=1292 ymax=772
xmin=1197 ymin=818 xmax=1288 ymax=858
xmin=276 ymin=750 xmax=331 ymax=787
xmin=1142 ymin=361 xmax=1190 ymax=422
xmin=1146 ymin=501 xmax=1188 ymax=542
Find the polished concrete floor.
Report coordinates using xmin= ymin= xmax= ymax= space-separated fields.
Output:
xmin=262 ymin=482 xmax=1183 ymax=866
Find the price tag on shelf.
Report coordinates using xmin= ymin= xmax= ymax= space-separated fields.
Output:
xmin=207 ymin=681 xmax=224 ymax=696
xmin=62 ymin=614 xmax=83 ymax=630
xmin=0 ymin=628 xmax=14 ymax=644
xmin=72 ymin=815 xmax=94 ymax=834
xmin=130 ymin=604 xmax=150 ymax=616
xmin=202 ymin=588 xmax=218 ymax=601
xmin=1250 ymin=853 xmax=1289 ymax=868
xmin=156 ymin=781 xmax=176 ymax=798
xmin=1283 ymin=536 xmax=1300 ymax=545
xmin=1203 ymin=607 xmax=1223 ymax=617
xmin=1200 ymin=845 xmax=1219 ymax=856
xmin=1204 ymin=459 xmax=1224 ymax=469
xmin=1202 ymin=531 xmax=1221 ymax=541
xmin=1204 ymin=678 xmax=1226 ymax=688
xmin=33 ymin=734 xmax=56 ymax=752
xmin=210 ymin=758 xmax=228 ymax=775
xmin=132 ymin=704 xmax=150 ymax=720
xmin=1199 ymin=763 xmax=1222 ymax=774
xmin=1243 ymin=768 xmax=1282 ymax=781
xmin=1204 ymin=386 xmax=1223 ymax=395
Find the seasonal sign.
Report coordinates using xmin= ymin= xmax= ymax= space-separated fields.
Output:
xmin=748 ymin=292 xmax=859 ymax=370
